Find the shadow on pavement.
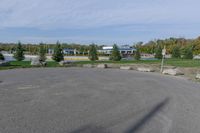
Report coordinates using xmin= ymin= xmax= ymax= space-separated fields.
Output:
xmin=125 ymin=97 xmax=170 ymax=133
xmin=70 ymin=97 xmax=170 ymax=133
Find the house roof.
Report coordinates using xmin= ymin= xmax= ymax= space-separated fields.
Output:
xmin=101 ymin=48 xmax=136 ymax=51
xmin=102 ymin=45 xmax=136 ymax=51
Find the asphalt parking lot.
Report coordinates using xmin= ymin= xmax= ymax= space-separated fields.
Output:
xmin=0 ymin=68 xmax=200 ymax=133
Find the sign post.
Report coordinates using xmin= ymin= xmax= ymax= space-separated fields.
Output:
xmin=160 ymin=46 xmax=166 ymax=73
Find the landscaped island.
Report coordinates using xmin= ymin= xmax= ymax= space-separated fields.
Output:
xmin=0 ymin=37 xmax=200 ymax=81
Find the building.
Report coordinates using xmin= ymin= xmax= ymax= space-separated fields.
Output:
xmin=63 ymin=48 xmax=77 ymax=55
xmin=98 ymin=45 xmax=136 ymax=56
xmin=48 ymin=48 xmax=54 ymax=54
xmin=48 ymin=48 xmax=78 ymax=55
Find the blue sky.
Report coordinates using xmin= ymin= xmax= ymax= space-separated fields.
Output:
xmin=0 ymin=0 xmax=200 ymax=45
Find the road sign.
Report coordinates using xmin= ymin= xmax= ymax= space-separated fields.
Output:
xmin=162 ymin=48 xmax=166 ymax=56
xmin=161 ymin=46 xmax=166 ymax=73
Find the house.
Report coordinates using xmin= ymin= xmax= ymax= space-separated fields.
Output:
xmin=48 ymin=48 xmax=54 ymax=54
xmin=48 ymin=48 xmax=78 ymax=55
xmin=98 ymin=45 xmax=136 ymax=56
xmin=63 ymin=48 xmax=77 ymax=55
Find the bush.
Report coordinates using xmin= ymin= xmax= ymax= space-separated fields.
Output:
xmin=172 ymin=45 xmax=181 ymax=58
xmin=110 ymin=44 xmax=121 ymax=61
xmin=88 ymin=44 xmax=98 ymax=61
xmin=134 ymin=47 xmax=141 ymax=60
xmin=155 ymin=45 xmax=162 ymax=59
xmin=183 ymin=47 xmax=193 ymax=59
xmin=0 ymin=53 xmax=5 ymax=61
xmin=13 ymin=41 xmax=25 ymax=61
xmin=52 ymin=41 xmax=64 ymax=62
xmin=38 ymin=43 xmax=46 ymax=62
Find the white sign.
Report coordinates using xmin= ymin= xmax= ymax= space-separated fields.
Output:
xmin=162 ymin=48 xmax=166 ymax=56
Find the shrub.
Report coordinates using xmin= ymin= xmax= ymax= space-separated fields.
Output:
xmin=172 ymin=45 xmax=181 ymax=58
xmin=0 ymin=53 xmax=5 ymax=61
xmin=183 ymin=47 xmax=193 ymax=59
xmin=13 ymin=41 xmax=25 ymax=61
xmin=155 ymin=45 xmax=162 ymax=59
xmin=52 ymin=41 xmax=64 ymax=62
xmin=38 ymin=43 xmax=46 ymax=62
xmin=134 ymin=47 xmax=141 ymax=60
xmin=110 ymin=44 xmax=121 ymax=61
xmin=88 ymin=44 xmax=98 ymax=61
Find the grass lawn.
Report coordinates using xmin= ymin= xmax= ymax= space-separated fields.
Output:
xmin=0 ymin=59 xmax=199 ymax=71
xmin=75 ymin=59 xmax=200 ymax=68
xmin=165 ymin=59 xmax=200 ymax=67
xmin=74 ymin=59 xmax=160 ymax=65
xmin=0 ymin=61 xmax=59 ymax=70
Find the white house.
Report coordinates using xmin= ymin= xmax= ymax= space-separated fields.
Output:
xmin=48 ymin=48 xmax=78 ymax=55
xmin=98 ymin=45 xmax=136 ymax=56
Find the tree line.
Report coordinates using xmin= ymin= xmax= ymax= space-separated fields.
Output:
xmin=138 ymin=37 xmax=200 ymax=57
xmin=0 ymin=42 xmax=103 ymax=55
xmin=0 ymin=42 xmax=124 ymax=62
xmin=1 ymin=36 xmax=200 ymax=62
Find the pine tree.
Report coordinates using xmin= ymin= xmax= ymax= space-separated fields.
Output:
xmin=88 ymin=44 xmax=98 ymax=61
xmin=155 ymin=45 xmax=162 ymax=59
xmin=183 ymin=47 xmax=193 ymax=59
xmin=38 ymin=43 xmax=46 ymax=62
xmin=134 ymin=47 xmax=141 ymax=60
xmin=0 ymin=52 xmax=5 ymax=61
xmin=110 ymin=44 xmax=121 ymax=61
xmin=52 ymin=41 xmax=64 ymax=62
xmin=80 ymin=46 xmax=85 ymax=56
xmin=13 ymin=41 xmax=25 ymax=61
xmin=172 ymin=45 xmax=181 ymax=58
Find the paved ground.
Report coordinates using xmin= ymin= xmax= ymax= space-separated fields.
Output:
xmin=0 ymin=68 xmax=200 ymax=133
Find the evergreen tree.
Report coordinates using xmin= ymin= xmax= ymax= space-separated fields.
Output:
xmin=134 ymin=47 xmax=141 ymax=60
xmin=0 ymin=52 xmax=5 ymax=61
xmin=52 ymin=41 xmax=64 ymax=62
xmin=155 ymin=45 xmax=162 ymax=59
xmin=80 ymin=46 xmax=85 ymax=55
xmin=172 ymin=45 xmax=181 ymax=58
xmin=13 ymin=41 xmax=25 ymax=61
xmin=88 ymin=44 xmax=98 ymax=61
xmin=183 ymin=47 xmax=193 ymax=59
xmin=38 ymin=43 xmax=46 ymax=62
xmin=110 ymin=44 xmax=121 ymax=61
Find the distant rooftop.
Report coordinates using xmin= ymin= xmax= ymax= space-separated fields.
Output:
xmin=102 ymin=45 xmax=136 ymax=51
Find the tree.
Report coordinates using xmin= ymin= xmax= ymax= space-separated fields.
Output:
xmin=80 ymin=46 xmax=85 ymax=56
xmin=183 ymin=47 xmax=193 ymax=59
xmin=172 ymin=45 xmax=181 ymax=58
xmin=52 ymin=41 xmax=64 ymax=62
xmin=0 ymin=52 xmax=5 ymax=61
xmin=88 ymin=44 xmax=98 ymax=61
xmin=13 ymin=41 xmax=25 ymax=61
xmin=38 ymin=43 xmax=46 ymax=62
xmin=155 ymin=45 xmax=162 ymax=59
xmin=110 ymin=44 xmax=121 ymax=61
xmin=134 ymin=47 xmax=141 ymax=60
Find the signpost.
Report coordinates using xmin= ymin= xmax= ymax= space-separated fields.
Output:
xmin=160 ymin=46 xmax=166 ymax=73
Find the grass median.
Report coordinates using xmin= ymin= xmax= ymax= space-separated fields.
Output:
xmin=75 ymin=59 xmax=200 ymax=67
xmin=0 ymin=59 xmax=199 ymax=70
xmin=0 ymin=61 xmax=59 ymax=70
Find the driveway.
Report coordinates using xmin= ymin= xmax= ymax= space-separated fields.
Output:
xmin=0 ymin=68 xmax=200 ymax=133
